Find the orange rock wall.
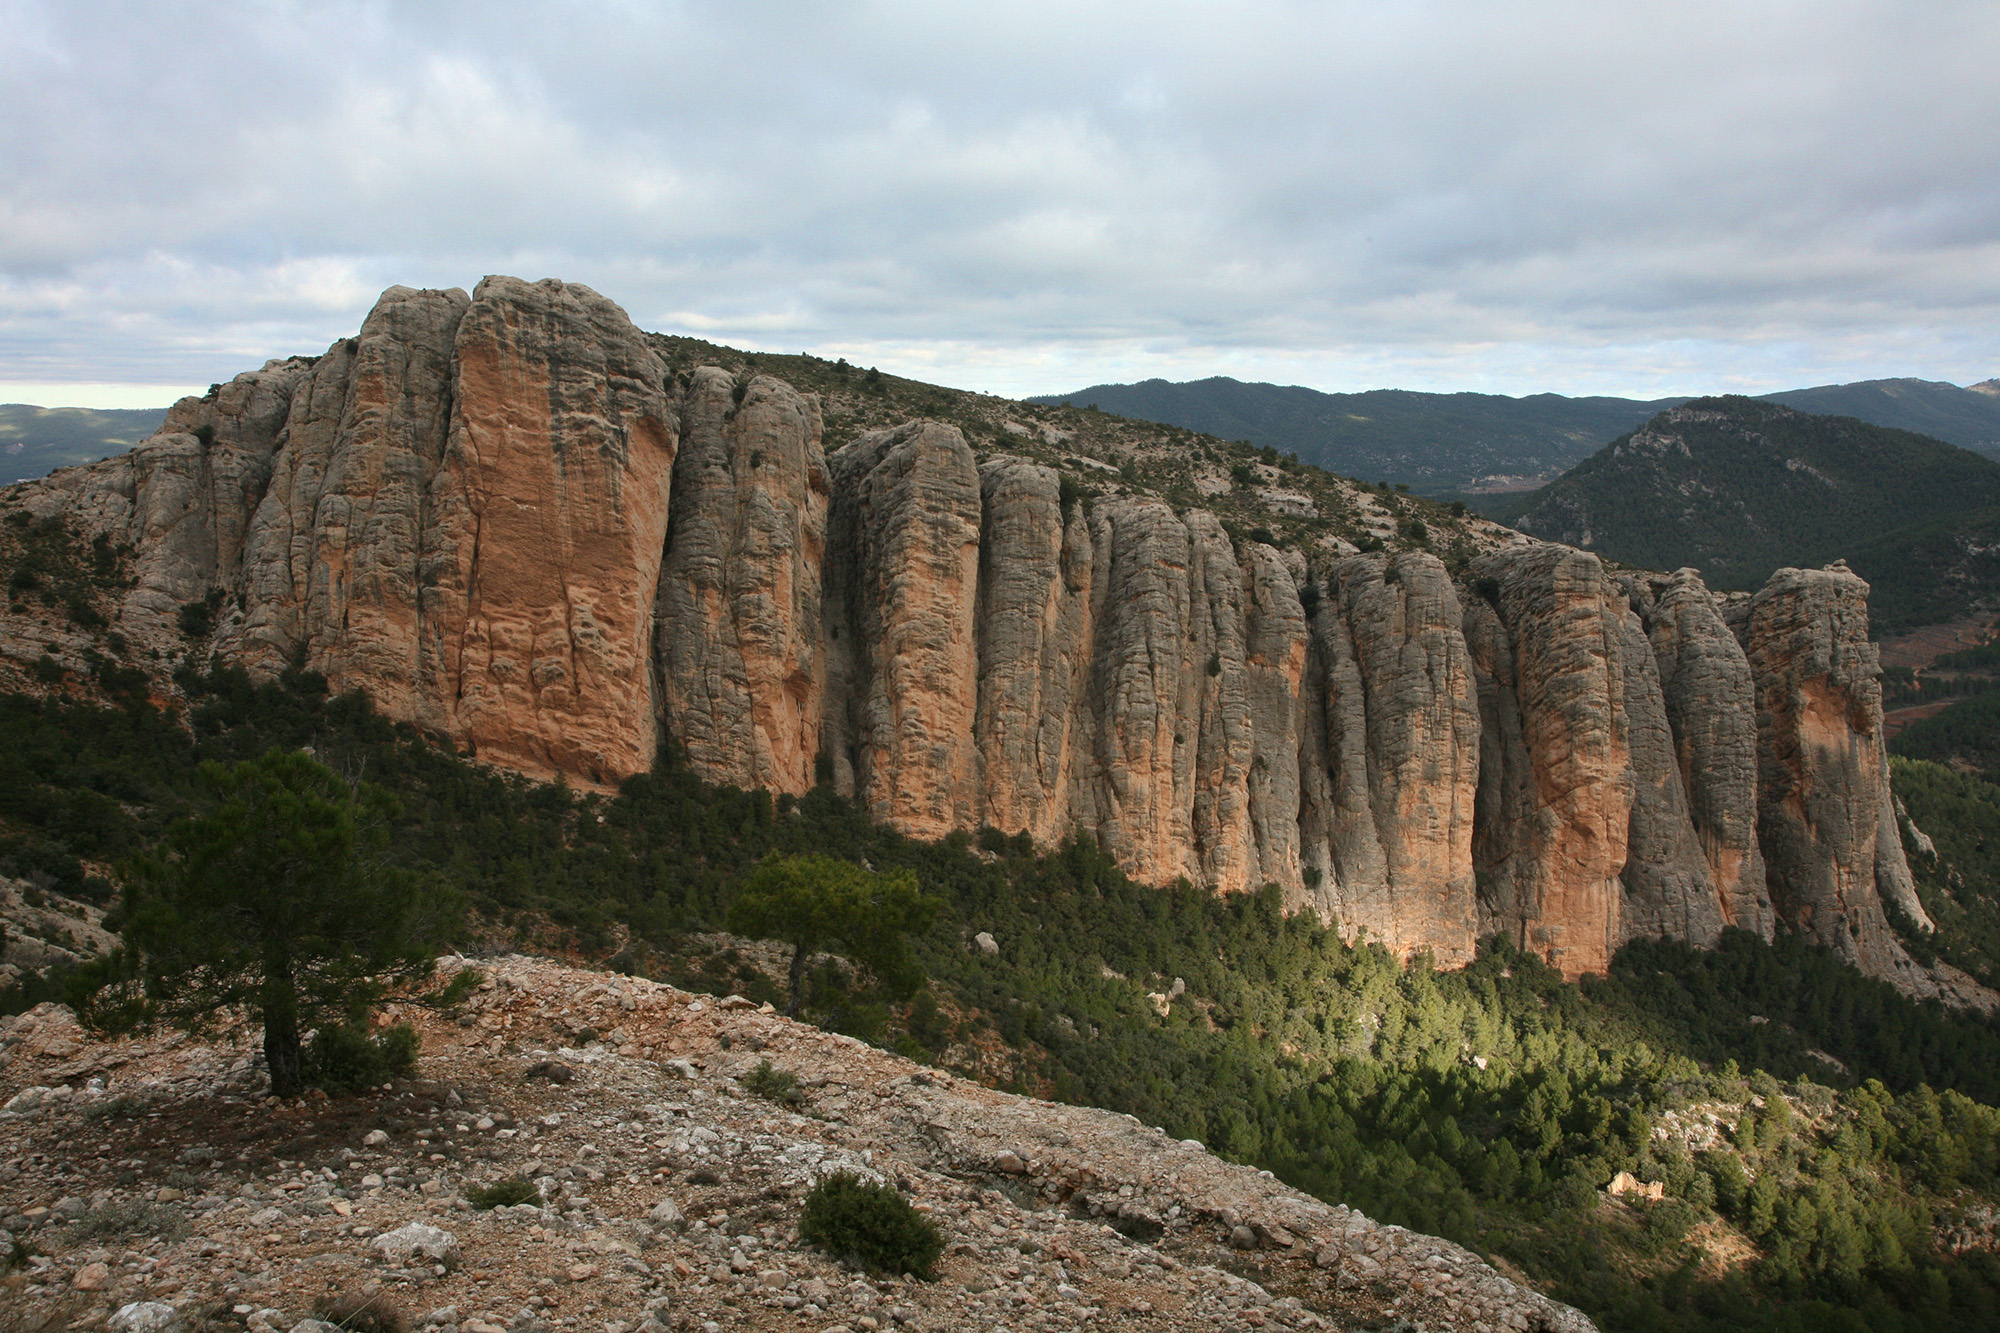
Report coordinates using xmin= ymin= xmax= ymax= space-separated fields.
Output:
xmin=7 ymin=277 xmax=1956 ymax=999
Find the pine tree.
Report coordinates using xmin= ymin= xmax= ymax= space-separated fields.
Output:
xmin=79 ymin=748 xmax=458 ymax=1096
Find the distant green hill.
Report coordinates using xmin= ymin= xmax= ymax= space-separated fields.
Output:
xmin=1031 ymin=378 xmax=1682 ymax=492
xmin=1032 ymin=374 xmax=2000 ymax=492
xmin=1512 ymin=396 xmax=2000 ymax=634
xmin=0 ymin=404 xmax=169 ymax=483
xmin=1764 ymin=377 xmax=2000 ymax=456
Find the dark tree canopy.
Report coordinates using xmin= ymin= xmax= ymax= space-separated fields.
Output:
xmin=81 ymin=747 xmax=458 ymax=1095
xmin=728 ymin=852 xmax=938 ymax=1015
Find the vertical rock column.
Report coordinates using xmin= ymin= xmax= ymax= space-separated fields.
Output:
xmin=1610 ymin=594 xmax=1727 ymax=946
xmin=1186 ymin=512 xmax=1260 ymax=893
xmin=655 ymin=368 xmax=830 ymax=795
xmin=972 ymin=459 xmax=1097 ymax=847
xmin=1632 ymin=569 xmax=1774 ymax=937
xmin=118 ymin=360 xmax=310 ymax=643
xmin=233 ymin=285 xmax=471 ymax=712
xmin=1074 ymin=498 xmax=1205 ymax=888
xmin=1465 ymin=547 xmax=1634 ymax=977
xmin=1239 ymin=541 xmax=1310 ymax=897
xmin=822 ymin=421 xmax=983 ymax=839
xmin=1299 ymin=552 xmax=1480 ymax=963
xmin=1733 ymin=563 xmax=1933 ymax=974
xmin=423 ymin=276 xmax=679 ymax=785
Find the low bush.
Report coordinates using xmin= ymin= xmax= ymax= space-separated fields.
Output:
xmin=301 ymin=1021 xmax=419 ymax=1094
xmin=312 ymin=1291 xmax=407 ymax=1333
xmin=742 ymin=1058 xmax=802 ymax=1105
xmin=798 ymin=1171 xmax=943 ymax=1277
xmin=466 ymin=1176 xmax=542 ymax=1210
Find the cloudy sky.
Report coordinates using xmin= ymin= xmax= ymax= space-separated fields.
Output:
xmin=4 ymin=0 xmax=1998 ymax=407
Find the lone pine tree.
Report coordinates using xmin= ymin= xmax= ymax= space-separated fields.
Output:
xmin=81 ymin=748 xmax=457 ymax=1095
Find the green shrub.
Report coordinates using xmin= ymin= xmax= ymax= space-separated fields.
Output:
xmin=312 ymin=1291 xmax=407 ymax=1333
xmin=57 ymin=1200 xmax=191 ymax=1242
xmin=466 ymin=1176 xmax=542 ymax=1210
xmin=302 ymin=1021 xmax=419 ymax=1094
xmin=742 ymin=1058 xmax=803 ymax=1105
xmin=798 ymin=1171 xmax=943 ymax=1277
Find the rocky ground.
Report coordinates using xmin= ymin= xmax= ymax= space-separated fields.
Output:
xmin=0 ymin=955 xmax=1594 ymax=1333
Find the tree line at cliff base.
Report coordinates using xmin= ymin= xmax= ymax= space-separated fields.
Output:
xmin=9 ymin=668 xmax=2000 ymax=1331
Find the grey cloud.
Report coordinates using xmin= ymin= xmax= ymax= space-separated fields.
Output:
xmin=2 ymin=0 xmax=1998 ymax=400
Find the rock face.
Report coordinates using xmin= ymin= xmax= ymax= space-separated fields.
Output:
xmin=971 ymin=460 xmax=1096 ymax=848
xmin=655 ymin=368 xmax=829 ymax=795
xmin=232 ymin=284 xmax=469 ymax=717
xmin=1628 ymin=570 xmax=1774 ymax=937
xmin=1 ymin=276 xmax=1962 ymax=1000
xmin=1300 ymin=552 xmax=1480 ymax=965
xmin=1465 ymin=546 xmax=1638 ymax=977
xmin=420 ymin=277 xmax=680 ymax=783
xmin=822 ymin=421 xmax=984 ymax=840
xmin=1730 ymin=563 xmax=1933 ymax=981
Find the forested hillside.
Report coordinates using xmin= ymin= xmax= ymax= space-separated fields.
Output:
xmin=1764 ymin=378 xmax=2000 ymax=456
xmin=10 ymin=671 xmax=2000 ymax=1330
xmin=1032 ymin=378 xmax=1678 ymax=493
xmin=0 ymin=404 xmax=167 ymax=483
xmin=1511 ymin=397 xmax=2000 ymax=634
xmin=1031 ymin=375 xmax=2000 ymax=496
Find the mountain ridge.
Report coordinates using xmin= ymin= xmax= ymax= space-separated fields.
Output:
xmin=1031 ymin=374 xmax=2000 ymax=492
xmin=1509 ymin=396 xmax=2000 ymax=635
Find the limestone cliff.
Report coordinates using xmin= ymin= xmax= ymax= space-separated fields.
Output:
xmin=0 ymin=276 xmax=1961 ymax=1001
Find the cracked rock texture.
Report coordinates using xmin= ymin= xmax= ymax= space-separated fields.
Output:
xmin=1626 ymin=569 xmax=1774 ymax=938
xmin=655 ymin=369 xmax=829 ymax=796
xmin=1 ymin=277 xmax=1973 ymax=1001
xmin=1300 ymin=552 xmax=1480 ymax=965
xmin=1729 ymin=564 xmax=1938 ymax=988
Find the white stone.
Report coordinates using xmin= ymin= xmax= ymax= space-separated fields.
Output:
xmin=369 ymin=1222 xmax=461 ymax=1266
xmin=109 ymin=1303 xmax=184 ymax=1333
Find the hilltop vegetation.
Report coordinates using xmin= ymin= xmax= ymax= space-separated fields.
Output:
xmin=1030 ymin=378 xmax=1678 ymax=493
xmin=1764 ymin=378 xmax=2000 ymax=456
xmin=1032 ymin=375 xmax=2000 ymax=496
xmin=0 ymin=404 xmax=167 ymax=484
xmin=1510 ymin=397 xmax=2000 ymax=634
xmin=9 ymin=672 xmax=2000 ymax=1329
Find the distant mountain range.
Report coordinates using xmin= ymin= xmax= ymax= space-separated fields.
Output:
xmin=9 ymin=374 xmax=2000 ymax=500
xmin=1031 ymin=376 xmax=2000 ymax=494
xmin=1511 ymin=395 xmax=2000 ymax=635
xmin=1 ymin=404 xmax=169 ymax=484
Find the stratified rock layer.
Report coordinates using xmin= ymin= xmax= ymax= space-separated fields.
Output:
xmin=2 ymin=276 xmax=1964 ymax=1002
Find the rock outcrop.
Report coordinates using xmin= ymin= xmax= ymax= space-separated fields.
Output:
xmin=0 ymin=276 xmax=1964 ymax=1000
xmin=1730 ymin=563 xmax=1934 ymax=981
xmin=1628 ymin=569 xmax=1774 ymax=937
xmin=972 ymin=459 xmax=1097 ymax=848
xmin=822 ymin=421 xmax=984 ymax=839
xmin=1300 ymin=552 xmax=1480 ymax=965
xmin=232 ymin=285 xmax=469 ymax=717
xmin=655 ymin=368 xmax=829 ymax=795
